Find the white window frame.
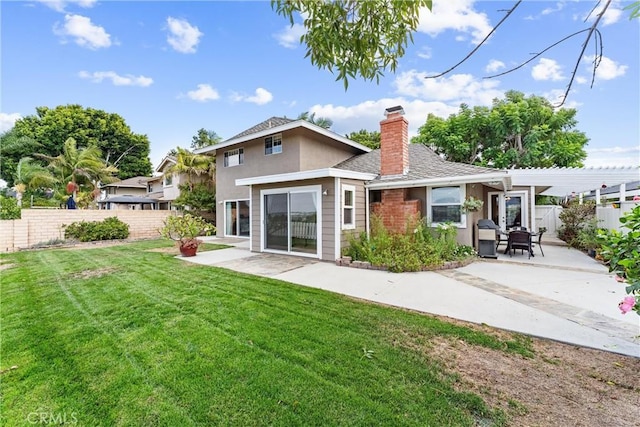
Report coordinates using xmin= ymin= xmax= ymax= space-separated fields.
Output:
xmin=224 ymin=148 xmax=244 ymax=167
xmin=163 ymin=174 xmax=173 ymax=188
xmin=264 ymin=134 xmax=282 ymax=156
xmin=427 ymin=185 xmax=467 ymax=228
xmin=342 ymin=184 xmax=356 ymax=230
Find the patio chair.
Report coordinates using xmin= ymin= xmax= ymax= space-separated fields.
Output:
xmin=532 ymin=228 xmax=545 ymax=257
xmin=507 ymin=230 xmax=533 ymax=259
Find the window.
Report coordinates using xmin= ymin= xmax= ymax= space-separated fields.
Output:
xmin=430 ymin=186 xmax=464 ymax=225
xmin=224 ymin=148 xmax=244 ymax=167
xmin=264 ymin=134 xmax=282 ymax=155
xmin=147 ymin=183 xmax=153 ymax=193
xmin=163 ymin=174 xmax=173 ymax=187
xmin=342 ymin=185 xmax=355 ymax=229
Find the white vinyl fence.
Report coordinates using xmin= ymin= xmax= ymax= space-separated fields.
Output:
xmin=535 ymin=205 xmax=563 ymax=235
xmin=596 ymin=201 xmax=639 ymax=231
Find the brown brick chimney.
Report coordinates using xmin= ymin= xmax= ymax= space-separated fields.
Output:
xmin=380 ymin=106 xmax=409 ymax=177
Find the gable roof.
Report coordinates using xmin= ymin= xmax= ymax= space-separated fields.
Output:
xmin=101 ymin=176 xmax=150 ymax=189
xmin=228 ymin=116 xmax=294 ymax=140
xmin=195 ymin=118 xmax=372 ymax=155
xmin=334 ymin=144 xmax=507 ymax=188
xmin=155 ymin=156 xmax=177 ymax=173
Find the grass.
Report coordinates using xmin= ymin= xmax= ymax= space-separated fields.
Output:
xmin=0 ymin=239 xmax=533 ymax=426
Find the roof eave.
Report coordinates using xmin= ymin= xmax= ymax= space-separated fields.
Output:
xmin=366 ymin=172 xmax=511 ymax=190
xmin=236 ymin=168 xmax=377 ymax=186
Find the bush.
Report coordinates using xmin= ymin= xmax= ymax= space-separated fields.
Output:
xmin=64 ymin=217 xmax=129 ymax=242
xmin=344 ymin=215 xmax=475 ymax=272
xmin=558 ymin=200 xmax=596 ymax=248
xmin=0 ymin=195 xmax=21 ymax=220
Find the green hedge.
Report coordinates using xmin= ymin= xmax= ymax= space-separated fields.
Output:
xmin=64 ymin=217 xmax=129 ymax=242
xmin=0 ymin=196 xmax=21 ymax=220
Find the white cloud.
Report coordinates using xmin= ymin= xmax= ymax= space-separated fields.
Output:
xmin=36 ymin=0 xmax=97 ymax=13
xmin=230 ymin=88 xmax=273 ymax=105
xmin=78 ymin=71 xmax=153 ymax=87
xmin=531 ymin=58 xmax=564 ymax=81
xmin=541 ymin=2 xmax=565 ymax=16
xmin=274 ymin=23 xmax=306 ymax=49
xmin=417 ymin=0 xmax=493 ymax=44
xmin=392 ymin=69 xmax=503 ymax=106
xmin=587 ymin=146 xmax=640 ymax=154
xmin=53 ymin=14 xmax=111 ymax=49
xmin=575 ymin=76 xmax=588 ymax=84
xmin=186 ymin=84 xmax=220 ymax=102
xmin=540 ymin=89 xmax=580 ymax=109
xmin=485 ymin=59 xmax=505 ymax=73
xmin=584 ymin=55 xmax=628 ymax=80
xmin=309 ymin=99 xmax=459 ymax=138
xmin=417 ymin=46 xmax=432 ymax=59
xmin=0 ymin=112 xmax=22 ymax=132
xmin=166 ymin=17 xmax=202 ymax=54
xmin=584 ymin=1 xmax=624 ymax=26
xmin=584 ymin=146 xmax=640 ymax=167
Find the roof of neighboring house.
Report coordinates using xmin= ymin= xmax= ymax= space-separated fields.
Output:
xmin=228 ymin=116 xmax=294 ymax=140
xmin=101 ymin=176 xmax=150 ymax=189
xmin=155 ymin=156 xmax=177 ymax=173
xmin=334 ymin=144 xmax=502 ymax=184
xmin=98 ymin=195 xmax=157 ymax=204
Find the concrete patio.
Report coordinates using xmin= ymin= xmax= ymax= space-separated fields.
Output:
xmin=188 ymin=236 xmax=639 ymax=357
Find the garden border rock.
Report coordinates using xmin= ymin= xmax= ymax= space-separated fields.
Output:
xmin=336 ymin=256 xmax=476 ymax=272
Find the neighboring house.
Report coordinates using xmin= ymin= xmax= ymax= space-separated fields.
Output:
xmin=98 ymin=176 xmax=158 ymax=210
xmin=197 ymin=107 xmax=509 ymax=261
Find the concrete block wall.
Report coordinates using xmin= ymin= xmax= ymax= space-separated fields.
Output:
xmin=0 ymin=209 xmax=176 ymax=252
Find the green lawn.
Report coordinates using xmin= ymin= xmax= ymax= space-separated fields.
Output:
xmin=0 ymin=240 xmax=532 ymax=426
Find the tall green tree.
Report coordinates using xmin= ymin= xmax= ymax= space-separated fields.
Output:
xmin=190 ymin=128 xmax=222 ymax=150
xmin=11 ymin=105 xmax=152 ymax=179
xmin=12 ymin=157 xmax=56 ymax=207
xmin=0 ymin=130 xmax=41 ymax=187
xmin=165 ymin=147 xmax=215 ymax=191
xmin=297 ymin=111 xmax=333 ymax=129
xmin=412 ymin=91 xmax=588 ymax=169
xmin=346 ymin=129 xmax=381 ymax=149
xmin=36 ymin=137 xmax=118 ymax=198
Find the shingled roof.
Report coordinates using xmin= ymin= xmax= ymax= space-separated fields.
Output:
xmin=334 ymin=144 xmax=498 ymax=183
xmin=227 ymin=116 xmax=294 ymax=140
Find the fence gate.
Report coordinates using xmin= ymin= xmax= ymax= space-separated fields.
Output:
xmin=535 ymin=205 xmax=562 ymax=234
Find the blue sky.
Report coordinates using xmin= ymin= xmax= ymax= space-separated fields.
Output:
xmin=2 ymin=0 xmax=639 ymax=171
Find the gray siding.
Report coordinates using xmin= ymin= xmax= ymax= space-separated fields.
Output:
xmin=339 ymin=179 xmax=367 ymax=255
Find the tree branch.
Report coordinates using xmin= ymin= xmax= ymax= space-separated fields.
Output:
xmin=425 ymin=0 xmax=522 ymax=79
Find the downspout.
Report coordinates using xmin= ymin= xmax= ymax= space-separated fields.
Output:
xmin=365 ymin=185 xmax=370 ymax=239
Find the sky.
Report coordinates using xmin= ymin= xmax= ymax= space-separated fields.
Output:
xmin=2 ymin=0 xmax=639 ymax=172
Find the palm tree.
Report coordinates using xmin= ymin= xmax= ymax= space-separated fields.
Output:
xmin=12 ymin=157 xmax=56 ymax=207
xmin=37 ymin=137 xmax=118 ymax=199
xmin=165 ymin=147 xmax=215 ymax=191
xmin=297 ymin=111 xmax=333 ymax=129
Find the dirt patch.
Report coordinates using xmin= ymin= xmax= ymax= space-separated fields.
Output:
xmin=0 ymin=262 xmax=16 ymax=271
xmin=147 ymin=247 xmax=179 ymax=254
xmin=428 ymin=335 xmax=640 ymax=426
xmin=69 ymin=267 xmax=119 ymax=280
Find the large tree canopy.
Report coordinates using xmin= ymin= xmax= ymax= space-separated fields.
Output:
xmin=346 ymin=129 xmax=380 ymax=149
xmin=9 ymin=105 xmax=152 ymax=180
xmin=411 ymin=91 xmax=589 ymax=169
xmin=191 ymin=128 xmax=222 ymax=150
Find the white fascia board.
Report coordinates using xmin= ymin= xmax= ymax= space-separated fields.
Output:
xmin=366 ymin=173 xmax=511 ymax=190
xmin=195 ymin=120 xmax=372 ymax=155
xmin=155 ymin=157 xmax=176 ymax=173
xmin=235 ymin=168 xmax=377 ymax=187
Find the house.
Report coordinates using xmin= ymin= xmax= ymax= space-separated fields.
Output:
xmin=198 ymin=106 xmax=519 ymax=261
xmin=98 ymin=176 xmax=158 ymax=210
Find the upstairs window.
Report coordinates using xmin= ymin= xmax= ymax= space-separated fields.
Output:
xmin=264 ymin=134 xmax=282 ymax=155
xmin=147 ymin=183 xmax=153 ymax=193
xmin=163 ymin=174 xmax=173 ymax=187
xmin=224 ymin=148 xmax=244 ymax=167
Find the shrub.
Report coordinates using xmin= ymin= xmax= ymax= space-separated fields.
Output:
xmin=160 ymin=213 xmax=215 ymax=248
xmin=557 ymin=200 xmax=596 ymax=248
xmin=0 ymin=195 xmax=21 ymax=220
xmin=64 ymin=217 xmax=129 ymax=242
xmin=343 ymin=215 xmax=475 ymax=272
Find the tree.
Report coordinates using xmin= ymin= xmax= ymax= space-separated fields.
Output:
xmin=273 ymin=0 xmax=637 ymax=104
xmin=11 ymin=105 xmax=152 ymax=180
xmin=272 ymin=0 xmax=432 ymax=89
xmin=165 ymin=147 xmax=215 ymax=191
xmin=191 ymin=128 xmax=222 ymax=150
xmin=412 ymin=91 xmax=588 ymax=169
xmin=12 ymin=157 xmax=56 ymax=206
xmin=36 ymin=137 xmax=118 ymax=200
xmin=0 ymin=130 xmax=41 ymax=187
xmin=297 ymin=111 xmax=333 ymax=129
xmin=346 ymin=129 xmax=381 ymax=149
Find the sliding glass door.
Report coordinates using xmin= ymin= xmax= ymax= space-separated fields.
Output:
xmin=262 ymin=186 xmax=320 ymax=257
xmin=225 ymin=200 xmax=250 ymax=237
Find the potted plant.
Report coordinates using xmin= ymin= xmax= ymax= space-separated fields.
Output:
xmin=160 ymin=213 xmax=215 ymax=257
xmin=461 ymin=196 xmax=484 ymax=213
